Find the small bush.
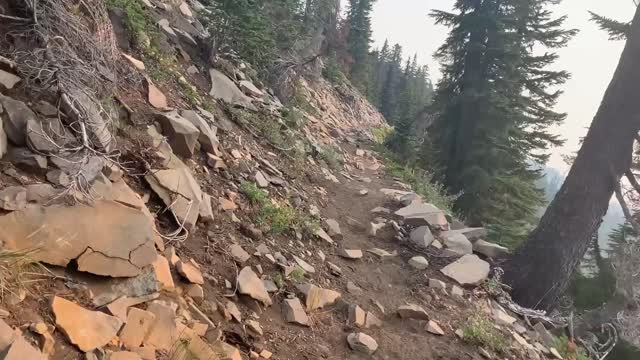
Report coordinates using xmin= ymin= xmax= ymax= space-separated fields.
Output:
xmin=372 ymin=126 xmax=394 ymax=144
xmin=462 ymin=314 xmax=508 ymax=352
xmin=241 ymin=181 xmax=269 ymax=205
xmin=231 ymin=109 xmax=295 ymax=149
xmin=382 ymin=153 xmax=458 ymax=215
xmin=281 ymin=106 xmax=306 ymax=129
xmin=317 ymin=145 xmax=343 ymax=171
xmin=273 ymin=274 xmax=284 ymax=289
xmin=289 ymin=268 xmax=306 ymax=282
xmin=322 ymin=57 xmax=347 ymax=84
xmin=553 ymin=336 xmax=590 ymax=360
xmin=105 ymin=0 xmax=155 ymax=46
xmin=241 ymin=181 xmax=316 ymax=236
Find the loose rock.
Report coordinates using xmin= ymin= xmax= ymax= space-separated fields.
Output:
xmin=473 ymin=240 xmax=509 ymax=258
xmin=230 ymin=244 xmax=251 ymax=264
xmin=155 ymin=111 xmax=200 ymax=158
xmin=348 ymin=304 xmax=366 ymax=328
xmin=52 ymin=296 xmax=123 ymax=352
xmin=282 ymin=298 xmax=309 ymax=326
xmin=427 ymin=320 xmax=445 ymax=335
xmin=408 ymin=256 xmax=429 ymax=270
xmin=0 ymin=186 xmax=26 ymax=210
xmin=397 ymin=304 xmax=429 ymax=320
xmin=440 ymin=231 xmax=473 ymax=255
xmin=296 ymin=283 xmax=341 ymax=311
xmin=347 ymin=333 xmax=378 ymax=355
xmin=338 ymin=249 xmax=363 ymax=259
xmin=410 ymin=226 xmax=435 ymax=248
xmin=324 ymin=218 xmax=342 ymax=240
xmin=176 ymin=259 xmax=204 ymax=285
xmin=238 ymin=267 xmax=272 ymax=305
xmin=120 ymin=308 xmax=156 ymax=349
xmin=440 ymin=254 xmax=490 ymax=285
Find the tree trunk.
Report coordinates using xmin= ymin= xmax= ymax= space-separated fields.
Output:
xmin=503 ymin=5 xmax=640 ymax=310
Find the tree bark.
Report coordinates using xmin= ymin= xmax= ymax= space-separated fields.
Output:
xmin=503 ymin=5 xmax=640 ymax=310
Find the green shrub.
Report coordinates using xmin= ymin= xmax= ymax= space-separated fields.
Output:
xmin=241 ymin=181 xmax=269 ymax=205
xmin=289 ymin=268 xmax=306 ymax=282
xmin=105 ymin=0 xmax=155 ymax=46
xmin=553 ymin=336 xmax=590 ymax=360
xmin=322 ymin=57 xmax=347 ymax=84
xmin=372 ymin=126 xmax=394 ymax=144
xmin=381 ymin=152 xmax=457 ymax=215
xmin=462 ymin=314 xmax=508 ymax=352
xmin=317 ymin=145 xmax=343 ymax=171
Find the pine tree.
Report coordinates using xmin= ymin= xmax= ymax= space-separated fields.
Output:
xmin=380 ymin=44 xmax=403 ymax=123
xmin=428 ymin=0 xmax=576 ymax=247
xmin=346 ymin=0 xmax=375 ymax=91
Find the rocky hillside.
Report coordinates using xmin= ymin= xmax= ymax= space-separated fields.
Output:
xmin=0 ymin=1 xmax=585 ymax=360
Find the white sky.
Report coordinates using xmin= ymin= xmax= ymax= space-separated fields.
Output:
xmin=371 ymin=0 xmax=635 ymax=173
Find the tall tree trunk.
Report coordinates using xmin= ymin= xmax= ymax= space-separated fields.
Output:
xmin=503 ymin=5 xmax=640 ymax=310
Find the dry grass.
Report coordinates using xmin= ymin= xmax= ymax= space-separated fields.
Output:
xmin=0 ymin=249 xmax=48 ymax=304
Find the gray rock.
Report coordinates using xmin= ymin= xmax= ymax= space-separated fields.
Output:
xmin=441 ymin=254 xmax=490 ymax=286
xmin=145 ymin=157 xmax=202 ymax=231
xmin=440 ymin=231 xmax=473 ymax=255
xmin=293 ymin=255 xmax=315 ymax=274
xmin=254 ymin=170 xmax=269 ymax=188
xmin=473 ymin=239 xmax=509 ymax=258
xmin=410 ymin=226 xmax=435 ymax=248
xmin=428 ymin=278 xmax=446 ymax=290
xmin=238 ymin=80 xmax=263 ymax=97
xmin=399 ymin=192 xmax=421 ymax=206
xmin=370 ymin=206 xmax=391 ymax=214
xmin=179 ymin=110 xmax=219 ymax=154
xmin=7 ymin=147 xmax=47 ymax=173
xmin=25 ymin=183 xmax=58 ymax=204
xmin=63 ymin=89 xmax=113 ymax=151
xmin=324 ymin=218 xmax=342 ymax=240
xmin=347 ymin=333 xmax=378 ymax=355
xmin=533 ymin=322 xmax=555 ymax=348
xmin=209 ymin=69 xmax=255 ymax=109
xmin=26 ymin=118 xmax=65 ymax=153
xmin=199 ymin=193 xmax=214 ymax=223
xmin=327 ymin=262 xmax=342 ymax=276
xmin=397 ymin=304 xmax=429 ymax=320
xmin=282 ymin=298 xmax=309 ymax=326
xmin=368 ymin=222 xmax=386 ymax=237
xmin=396 ymin=202 xmax=449 ymax=229
xmin=46 ymin=169 xmax=71 ymax=186
xmin=0 ymin=119 xmax=6 ymax=159
xmin=32 ymin=101 xmax=58 ymax=117
xmin=408 ymin=256 xmax=429 ymax=270
xmin=454 ymin=227 xmax=487 ymax=242
xmin=0 ymin=69 xmax=20 ymax=89
xmin=451 ymin=285 xmax=464 ymax=297
xmin=0 ymin=94 xmax=36 ymax=146
xmin=156 ymin=111 xmax=200 ymax=158
xmin=0 ymin=186 xmax=27 ymax=210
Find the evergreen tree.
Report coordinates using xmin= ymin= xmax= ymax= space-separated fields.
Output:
xmin=346 ymin=0 xmax=375 ymax=91
xmin=380 ymin=44 xmax=403 ymax=123
xmin=428 ymin=0 xmax=576 ymax=247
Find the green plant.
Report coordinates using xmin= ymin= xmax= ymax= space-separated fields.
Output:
xmin=317 ymin=145 xmax=343 ymax=171
xmin=462 ymin=314 xmax=508 ymax=352
xmin=379 ymin=149 xmax=458 ymax=215
xmin=322 ymin=57 xmax=347 ymax=84
xmin=553 ymin=336 xmax=590 ymax=360
xmin=281 ymin=105 xmax=306 ymax=130
xmin=289 ymin=268 xmax=306 ymax=282
xmin=258 ymin=205 xmax=297 ymax=235
xmin=273 ymin=274 xmax=284 ymax=289
xmin=241 ymin=182 xmax=269 ymax=205
xmin=372 ymin=126 xmax=394 ymax=144
xmin=105 ymin=0 xmax=155 ymax=46
xmin=178 ymin=77 xmax=202 ymax=106
xmin=231 ymin=109 xmax=295 ymax=149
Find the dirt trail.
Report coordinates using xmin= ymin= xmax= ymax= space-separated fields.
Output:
xmin=243 ymin=145 xmax=485 ymax=360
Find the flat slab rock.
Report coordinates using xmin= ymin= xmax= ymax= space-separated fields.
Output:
xmin=237 ymin=267 xmax=272 ymax=305
xmin=0 ymin=200 xmax=157 ymax=277
xmin=440 ymin=254 xmax=490 ymax=285
xmin=397 ymin=304 xmax=429 ymax=320
xmin=52 ymin=296 xmax=123 ymax=352
xmin=296 ymin=283 xmax=341 ymax=311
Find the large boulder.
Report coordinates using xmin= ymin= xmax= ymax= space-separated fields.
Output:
xmin=0 ymin=200 xmax=157 ymax=277
xmin=440 ymin=254 xmax=490 ymax=286
xmin=440 ymin=231 xmax=473 ymax=255
xmin=145 ymin=157 xmax=202 ymax=231
xmin=410 ymin=226 xmax=435 ymax=248
xmin=395 ymin=202 xmax=449 ymax=229
xmin=209 ymin=69 xmax=255 ymax=109
xmin=0 ymin=94 xmax=37 ymax=146
xmin=180 ymin=110 xmax=219 ymax=154
xmin=155 ymin=111 xmax=200 ymax=158
xmin=473 ymin=240 xmax=509 ymax=258
xmin=453 ymin=227 xmax=487 ymax=242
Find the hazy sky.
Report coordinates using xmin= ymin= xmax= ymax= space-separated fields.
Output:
xmin=371 ymin=0 xmax=635 ymax=173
